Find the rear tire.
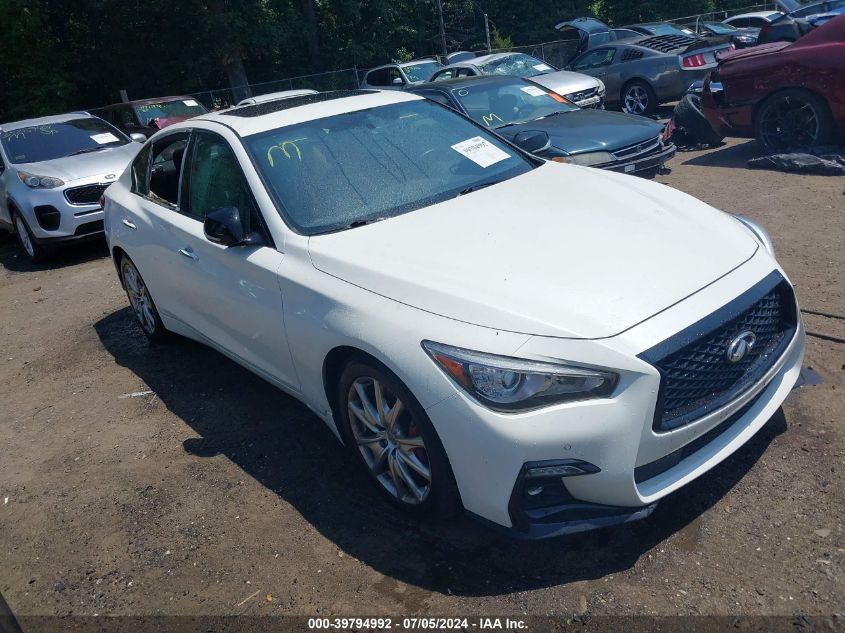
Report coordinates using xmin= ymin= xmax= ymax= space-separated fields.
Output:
xmin=754 ymin=89 xmax=835 ymax=154
xmin=621 ymin=80 xmax=657 ymax=116
xmin=336 ymin=358 xmax=461 ymax=520
xmin=12 ymin=211 xmax=47 ymax=263
xmin=673 ymin=94 xmax=724 ymax=147
xmin=119 ymin=255 xmax=168 ymax=343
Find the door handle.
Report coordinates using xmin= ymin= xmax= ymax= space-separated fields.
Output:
xmin=178 ymin=247 xmax=198 ymax=261
xmin=122 ymin=218 xmax=137 ymax=230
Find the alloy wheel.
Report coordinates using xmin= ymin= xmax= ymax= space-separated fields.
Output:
xmin=121 ymin=259 xmax=157 ymax=335
xmin=347 ymin=376 xmax=432 ymax=504
xmin=14 ymin=215 xmax=35 ymax=258
xmin=624 ymin=85 xmax=649 ymax=115
xmin=759 ymin=95 xmax=820 ymax=151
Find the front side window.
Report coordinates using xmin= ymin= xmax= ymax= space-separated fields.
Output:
xmin=134 ymin=99 xmax=207 ymax=127
xmin=0 ymin=118 xmax=131 ymax=164
xmin=450 ymin=81 xmax=578 ymax=129
xmin=183 ymin=131 xmax=259 ymax=233
xmin=402 ymin=61 xmax=443 ymax=82
xmin=244 ymin=99 xmax=534 ymax=235
xmin=479 ymin=53 xmax=556 ymax=78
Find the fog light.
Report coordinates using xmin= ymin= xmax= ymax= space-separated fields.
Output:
xmin=526 ymin=485 xmax=544 ymax=496
xmin=525 ymin=460 xmax=601 ymax=479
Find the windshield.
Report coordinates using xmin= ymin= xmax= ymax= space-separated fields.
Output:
xmin=451 ymin=81 xmax=578 ymax=129
xmin=479 ymin=53 xmax=556 ymax=78
xmin=244 ymin=99 xmax=533 ymax=234
xmin=134 ymin=99 xmax=207 ymax=126
xmin=403 ymin=61 xmax=443 ymax=82
xmin=645 ymin=23 xmax=695 ymax=35
xmin=0 ymin=118 xmax=130 ymax=164
xmin=703 ymin=22 xmax=737 ymax=33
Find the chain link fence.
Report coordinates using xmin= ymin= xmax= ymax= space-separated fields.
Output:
xmin=189 ymin=68 xmax=362 ymax=110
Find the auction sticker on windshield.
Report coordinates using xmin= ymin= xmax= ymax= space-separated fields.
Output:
xmin=90 ymin=132 xmax=120 ymax=144
xmin=520 ymin=86 xmax=548 ymax=97
xmin=451 ymin=137 xmax=510 ymax=168
xmin=533 ymin=63 xmax=552 ymax=71
xmin=183 ymin=99 xmax=199 ymax=106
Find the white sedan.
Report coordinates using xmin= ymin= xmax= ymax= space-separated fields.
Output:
xmin=103 ymin=89 xmax=805 ymax=538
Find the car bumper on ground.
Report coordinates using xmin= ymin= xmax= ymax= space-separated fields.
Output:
xmin=424 ymin=257 xmax=804 ymax=539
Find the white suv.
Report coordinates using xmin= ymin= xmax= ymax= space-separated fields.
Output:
xmin=104 ymin=89 xmax=804 ymax=538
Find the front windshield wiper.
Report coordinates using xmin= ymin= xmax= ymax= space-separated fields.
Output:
xmin=538 ymin=110 xmax=569 ymax=120
xmin=345 ymin=217 xmax=388 ymax=230
xmin=66 ymin=146 xmax=109 ymax=157
xmin=459 ymin=179 xmax=507 ymax=196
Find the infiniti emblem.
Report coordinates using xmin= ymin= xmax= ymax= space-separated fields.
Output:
xmin=104 ymin=174 xmax=116 ymax=180
xmin=726 ymin=331 xmax=757 ymax=364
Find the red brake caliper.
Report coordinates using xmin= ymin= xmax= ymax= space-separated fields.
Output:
xmin=407 ymin=423 xmax=428 ymax=463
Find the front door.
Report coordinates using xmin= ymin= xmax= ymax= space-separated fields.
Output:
xmin=173 ymin=129 xmax=298 ymax=390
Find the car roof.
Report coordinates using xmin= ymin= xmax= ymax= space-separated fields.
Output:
xmin=554 ymin=17 xmax=611 ymax=33
xmin=193 ymin=89 xmax=423 ymax=137
xmin=725 ymin=10 xmax=783 ymax=18
xmin=93 ymin=96 xmax=199 ymax=110
xmin=0 ymin=112 xmax=96 ymax=131
xmin=237 ymin=89 xmax=317 ymax=106
xmin=399 ymin=58 xmax=440 ymax=67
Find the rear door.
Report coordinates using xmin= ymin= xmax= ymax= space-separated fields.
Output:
xmin=0 ymin=148 xmax=8 ymax=225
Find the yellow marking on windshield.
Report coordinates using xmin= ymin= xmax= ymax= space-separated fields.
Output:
xmin=482 ymin=113 xmax=504 ymax=127
xmin=267 ymin=138 xmax=308 ymax=166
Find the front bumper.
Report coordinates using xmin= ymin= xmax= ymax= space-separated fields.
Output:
xmin=604 ymin=143 xmax=676 ymax=177
xmin=424 ymin=255 xmax=804 ymax=538
xmin=13 ymin=177 xmax=110 ymax=244
xmin=702 ymin=79 xmax=755 ymax=138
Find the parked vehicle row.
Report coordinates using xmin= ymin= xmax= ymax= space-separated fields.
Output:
xmin=101 ymin=88 xmax=804 ymax=539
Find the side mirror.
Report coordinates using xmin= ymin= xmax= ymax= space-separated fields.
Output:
xmin=130 ymin=132 xmax=146 ymax=143
xmin=392 ymin=77 xmax=405 ymax=86
xmin=512 ymin=130 xmax=551 ymax=154
xmin=204 ymin=206 xmax=263 ymax=247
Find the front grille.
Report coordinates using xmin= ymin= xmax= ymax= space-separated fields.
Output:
xmin=64 ymin=184 xmax=109 ymax=205
xmin=612 ymin=136 xmax=661 ymax=161
xmin=565 ymin=87 xmax=600 ymax=105
xmin=640 ymin=272 xmax=796 ymax=432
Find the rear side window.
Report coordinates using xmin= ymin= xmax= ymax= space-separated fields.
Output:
xmin=131 ymin=143 xmax=152 ymax=195
xmin=148 ymin=133 xmax=189 ymax=207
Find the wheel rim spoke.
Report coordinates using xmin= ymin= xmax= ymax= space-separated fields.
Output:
xmin=354 ymin=382 xmax=383 ymax=430
xmin=397 ymin=449 xmax=431 ymax=481
xmin=348 ymin=401 xmax=381 ymax=434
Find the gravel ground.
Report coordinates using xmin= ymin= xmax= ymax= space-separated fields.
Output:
xmin=0 ymin=137 xmax=842 ymax=622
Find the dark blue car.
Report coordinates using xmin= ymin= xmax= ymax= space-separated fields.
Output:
xmin=409 ymin=75 xmax=675 ymax=178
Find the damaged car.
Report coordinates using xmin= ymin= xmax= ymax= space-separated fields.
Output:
xmin=91 ymin=96 xmax=208 ymax=139
xmin=702 ymin=14 xmax=845 ymax=153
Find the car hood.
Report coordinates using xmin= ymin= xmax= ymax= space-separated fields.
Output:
xmin=530 ymin=71 xmax=599 ymax=95
xmin=495 ymin=109 xmax=663 ymax=155
xmin=308 ymin=164 xmax=758 ymax=339
xmin=20 ymin=143 xmax=141 ymax=183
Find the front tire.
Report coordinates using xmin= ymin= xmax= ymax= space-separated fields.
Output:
xmin=754 ymin=89 xmax=835 ymax=153
xmin=621 ymin=80 xmax=657 ymax=116
xmin=12 ymin=212 xmax=47 ymax=263
xmin=119 ymin=255 xmax=168 ymax=342
xmin=336 ymin=358 xmax=461 ymax=519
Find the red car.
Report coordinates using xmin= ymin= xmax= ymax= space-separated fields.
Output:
xmin=702 ymin=14 xmax=845 ymax=153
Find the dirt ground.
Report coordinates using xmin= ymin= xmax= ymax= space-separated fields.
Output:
xmin=0 ymin=137 xmax=843 ymax=623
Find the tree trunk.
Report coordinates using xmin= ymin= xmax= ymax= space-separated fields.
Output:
xmin=223 ymin=53 xmax=251 ymax=105
xmin=299 ymin=0 xmax=321 ymax=69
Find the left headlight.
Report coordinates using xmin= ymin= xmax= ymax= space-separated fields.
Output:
xmin=596 ymin=79 xmax=606 ymax=97
xmin=422 ymin=341 xmax=618 ymax=412
xmin=17 ymin=171 xmax=65 ymax=189
xmin=734 ymin=215 xmax=775 ymax=255
xmin=558 ymin=151 xmax=615 ymax=167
